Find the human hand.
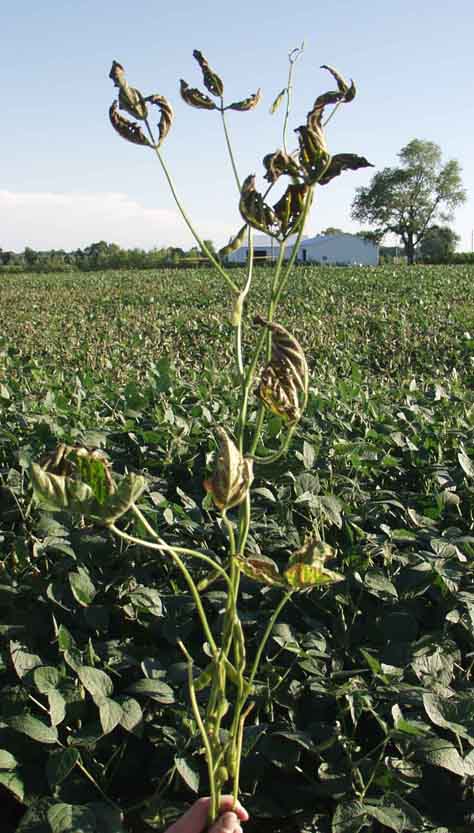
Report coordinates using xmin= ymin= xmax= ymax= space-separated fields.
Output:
xmin=165 ymin=796 xmax=249 ymax=833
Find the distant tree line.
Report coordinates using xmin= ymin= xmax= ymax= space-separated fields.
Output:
xmin=1 ymin=229 xmax=473 ymax=273
xmin=0 ymin=240 xmax=217 ymax=273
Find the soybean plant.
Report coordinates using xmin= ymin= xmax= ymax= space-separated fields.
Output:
xmin=31 ymin=48 xmax=371 ymax=824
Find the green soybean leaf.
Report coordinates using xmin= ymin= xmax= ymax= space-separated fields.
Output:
xmin=0 ymin=770 xmax=25 ymax=801
xmin=332 ymin=799 xmax=368 ymax=832
xmin=99 ymin=698 xmax=123 ymax=735
xmin=48 ymin=690 xmax=66 ymax=727
xmin=69 ymin=569 xmax=96 ymax=607
xmin=127 ymin=678 xmax=175 ymax=703
xmin=175 ymin=755 xmax=200 ymax=793
xmin=414 ymin=736 xmax=471 ymax=776
xmin=0 ymin=749 xmax=18 ymax=769
xmin=8 ymin=714 xmax=59 ymax=744
xmin=47 ymin=803 xmax=97 ymax=833
xmin=117 ymin=697 xmax=143 ymax=735
xmin=34 ymin=666 xmax=60 ymax=693
xmin=77 ymin=666 xmax=113 ymax=704
xmin=10 ymin=641 xmax=42 ymax=679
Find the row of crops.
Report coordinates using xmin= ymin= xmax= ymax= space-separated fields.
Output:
xmin=1 ymin=265 xmax=474 ymax=832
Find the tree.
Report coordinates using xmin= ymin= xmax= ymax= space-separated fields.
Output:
xmin=351 ymin=140 xmax=466 ymax=264
xmin=320 ymin=227 xmax=344 ymax=236
xmin=418 ymin=224 xmax=460 ymax=262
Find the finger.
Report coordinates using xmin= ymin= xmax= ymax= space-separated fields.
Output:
xmin=165 ymin=798 xmax=211 ymax=833
xmin=218 ymin=796 xmax=250 ymax=822
xmin=210 ymin=811 xmax=242 ymax=833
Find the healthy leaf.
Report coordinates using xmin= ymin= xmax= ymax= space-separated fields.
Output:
xmin=77 ymin=666 xmax=114 ymax=704
xmin=47 ymin=803 xmax=97 ymax=833
xmin=175 ymin=755 xmax=200 ymax=793
xmin=8 ymin=714 xmax=59 ymax=744
xmin=99 ymin=698 xmax=123 ymax=735
xmin=127 ymin=678 xmax=175 ymax=704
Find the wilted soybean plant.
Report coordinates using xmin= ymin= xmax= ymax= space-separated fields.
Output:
xmin=31 ymin=49 xmax=372 ymax=822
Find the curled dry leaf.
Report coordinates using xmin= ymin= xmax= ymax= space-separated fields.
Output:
xmin=203 ymin=428 xmax=253 ymax=511
xmin=263 ymin=150 xmax=301 ymax=185
xmin=109 ymin=102 xmax=151 ymax=147
xmin=193 ymin=49 xmax=224 ymax=97
xmin=180 ymin=80 xmax=217 ymax=110
xmin=218 ymin=225 xmax=248 ymax=259
xmin=318 ymin=153 xmax=374 ymax=186
xmin=227 ymin=89 xmax=261 ymax=112
xmin=109 ymin=60 xmax=148 ymax=120
xmin=145 ymin=94 xmax=174 ymax=146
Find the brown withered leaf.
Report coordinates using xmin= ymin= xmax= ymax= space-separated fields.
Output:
xmin=193 ymin=49 xmax=224 ymax=97
xmin=273 ymin=183 xmax=310 ymax=238
xmin=239 ymin=175 xmax=278 ymax=237
xmin=109 ymin=60 xmax=148 ymax=120
xmin=320 ymin=64 xmax=356 ymax=101
xmin=235 ymin=554 xmax=285 ymax=587
xmin=257 ymin=365 xmax=301 ymax=423
xmin=109 ymin=103 xmax=151 ymax=147
xmin=263 ymin=150 xmax=301 ymax=185
xmin=145 ymin=94 xmax=174 ymax=146
xmin=227 ymin=90 xmax=261 ymax=112
xmin=180 ymin=80 xmax=217 ymax=110
xmin=295 ymin=125 xmax=330 ymax=184
xmin=218 ymin=225 xmax=248 ymax=258
xmin=318 ymin=154 xmax=374 ymax=186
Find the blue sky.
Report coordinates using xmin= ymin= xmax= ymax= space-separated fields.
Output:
xmin=2 ymin=0 xmax=473 ymax=251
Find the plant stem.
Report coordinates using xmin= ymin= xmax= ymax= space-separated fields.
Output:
xmin=232 ymin=701 xmax=254 ymax=806
xmin=237 ymin=241 xmax=287 ymax=457
xmin=246 ymin=590 xmax=293 ymax=695
xmin=179 ymin=640 xmax=218 ymax=822
xmin=144 ymin=120 xmax=239 ymax=295
xmin=220 ymin=106 xmax=241 ymax=191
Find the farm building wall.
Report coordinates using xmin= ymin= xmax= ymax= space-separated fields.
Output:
xmin=226 ymin=233 xmax=378 ymax=266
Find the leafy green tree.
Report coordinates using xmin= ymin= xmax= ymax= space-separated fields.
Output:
xmin=418 ymin=224 xmax=460 ymax=262
xmin=320 ymin=226 xmax=344 ymax=236
xmin=351 ymin=139 xmax=466 ymax=264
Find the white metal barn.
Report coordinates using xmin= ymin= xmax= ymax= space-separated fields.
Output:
xmin=226 ymin=232 xmax=378 ymax=266
xmin=225 ymin=234 xmax=301 ymax=264
xmin=293 ymin=233 xmax=378 ymax=265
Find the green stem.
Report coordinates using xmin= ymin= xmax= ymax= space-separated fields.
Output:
xmin=220 ymin=106 xmax=241 ymax=191
xmin=273 ymin=189 xmax=313 ymax=309
xmin=179 ymin=641 xmax=218 ymax=822
xmin=246 ymin=590 xmax=293 ymax=695
xmin=234 ymin=230 xmax=254 ymax=380
xmin=232 ymin=701 xmax=254 ymax=806
xmin=237 ymin=241 xmax=287 ymax=456
xmin=145 ymin=120 xmax=239 ymax=295
xmin=282 ymin=42 xmax=304 ymax=154
xmin=249 ymin=425 xmax=296 ymax=465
